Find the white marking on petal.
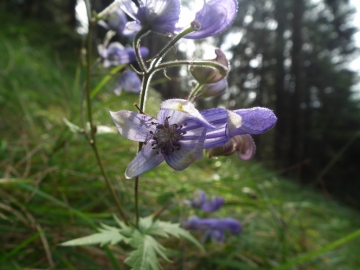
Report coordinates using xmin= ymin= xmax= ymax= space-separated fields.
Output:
xmin=227 ymin=111 xmax=242 ymax=134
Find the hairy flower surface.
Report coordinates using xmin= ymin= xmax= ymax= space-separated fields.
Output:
xmin=189 ymin=190 xmax=224 ymax=212
xmin=116 ymin=0 xmax=181 ymax=35
xmin=185 ymin=216 xmax=242 ymax=243
xmin=178 ymin=0 xmax=238 ymax=39
xmin=114 ymin=70 xmax=142 ymax=95
xmin=111 ymin=99 xmax=214 ymax=178
xmin=200 ymin=107 xmax=277 ymax=149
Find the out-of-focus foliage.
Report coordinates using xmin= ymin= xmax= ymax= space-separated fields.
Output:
xmin=208 ymin=0 xmax=360 ymax=207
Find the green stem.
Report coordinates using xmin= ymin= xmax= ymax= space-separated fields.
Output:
xmin=84 ymin=0 xmax=128 ymax=225
xmin=150 ymin=24 xmax=198 ymax=69
xmin=154 ymin=60 xmax=228 ymax=74
xmin=188 ymin=83 xmax=203 ymax=101
xmin=134 ymin=26 xmax=150 ymax=72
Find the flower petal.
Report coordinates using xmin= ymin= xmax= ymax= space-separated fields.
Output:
xmin=117 ymin=0 xmax=139 ymax=21
xmin=164 ymin=127 xmax=206 ymax=170
xmin=231 ymin=107 xmax=277 ymax=136
xmin=110 ymin=110 xmax=154 ymax=141
xmin=125 ymin=144 xmax=164 ymax=179
xmin=185 ymin=0 xmax=238 ymax=39
xmin=160 ymin=99 xmax=214 ymax=128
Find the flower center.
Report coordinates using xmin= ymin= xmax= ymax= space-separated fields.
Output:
xmin=150 ymin=116 xmax=187 ymax=155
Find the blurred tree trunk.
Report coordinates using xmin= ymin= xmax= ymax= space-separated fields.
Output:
xmin=274 ymin=0 xmax=287 ymax=164
xmin=289 ymin=0 xmax=305 ymax=178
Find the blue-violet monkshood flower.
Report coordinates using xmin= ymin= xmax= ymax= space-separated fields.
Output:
xmin=116 ymin=0 xmax=181 ymax=36
xmin=98 ymin=42 xmax=149 ymax=68
xmin=185 ymin=215 xmax=242 ymax=243
xmin=98 ymin=3 xmax=138 ymax=37
xmin=177 ymin=0 xmax=238 ymax=39
xmin=111 ymin=99 xmax=214 ymax=178
xmin=187 ymin=190 xmax=224 ymax=212
xmin=113 ymin=70 xmax=142 ymax=95
xmin=111 ymin=99 xmax=276 ymax=178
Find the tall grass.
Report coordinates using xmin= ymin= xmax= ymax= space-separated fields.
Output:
xmin=1 ymin=16 xmax=360 ymax=269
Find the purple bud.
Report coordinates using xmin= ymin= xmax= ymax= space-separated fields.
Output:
xmin=190 ymin=190 xmax=224 ymax=212
xmin=190 ymin=49 xmax=228 ymax=84
xmin=206 ymin=135 xmax=256 ymax=161
xmin=198 ymin=77 xmax=228 ymax=98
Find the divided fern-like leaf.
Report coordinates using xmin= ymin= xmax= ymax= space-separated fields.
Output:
xmin=60 ymin=223 xmax=128 ymax=247
xmin=125 ymin=231 xmax=170 ymax=270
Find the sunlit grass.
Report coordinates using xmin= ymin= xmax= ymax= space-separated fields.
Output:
xmin=1 ymin=16 xmax=360 ymax=270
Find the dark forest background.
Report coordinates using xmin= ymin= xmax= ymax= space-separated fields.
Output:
xmin=2 ymin=0 xmax=360 ymax=208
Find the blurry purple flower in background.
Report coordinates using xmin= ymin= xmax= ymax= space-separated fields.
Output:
xmin=98 ymin=3 xmax=138 ymax=37
xmin=98 ymin=42 xmax=149 ymax=67
xmin=185 ymin=216 xmax=242 ymax=243
xmin=178 ymin=0 xmax=238 ymax=39
xmin=114 ymin=70 xmax=142 ymax=95
xmin=117 ymin=0 xmax=181 ymax=35
xmin=110 ymin=99 xmax=214 ymax=178
xmin=188 ymin=190 xmax=224 ymax=212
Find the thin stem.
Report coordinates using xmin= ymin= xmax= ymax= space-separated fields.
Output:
xmin=150 ymin=25 xmax=197 ymax=69
xmin=154 ymin=60 xmax=228 ymax=74
xmin=134 ymin=26 xmax=150 ymax=72
xmin=84 ymin=0 xmax=128 ymax=225
xmin=188 ymin=83 xmax=203 ymax=101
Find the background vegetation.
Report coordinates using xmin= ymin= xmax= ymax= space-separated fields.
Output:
xmin=1 ymin=0 xmax=360 ymax=269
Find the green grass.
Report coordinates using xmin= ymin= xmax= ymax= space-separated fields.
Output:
xmin=1 ymin=16 xmax=360 ymax=270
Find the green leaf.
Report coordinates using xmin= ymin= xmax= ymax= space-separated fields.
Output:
xmin=125 ymin=231 xmax=169 ymax=270
xmin=90 ymin=64 xmax=125 ymax=98
xmin=60 ymin=224 xmax=127 ymax=247
xmin=142 ymin=217 xmax=205 ymax=252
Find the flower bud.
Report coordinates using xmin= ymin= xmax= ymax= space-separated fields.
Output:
xmin=206 ymin=135 xmax=256 ymax=160
xmin=198 ymin=78 xmax=228 ymax=98
xmin=190 ymin=49 xmax=228 ymax=84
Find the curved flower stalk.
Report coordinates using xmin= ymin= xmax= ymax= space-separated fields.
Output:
xmin=185 ymin=216 xmax=242 ymax=243
xmin=110 ymin=99 xmax=214 ymax=178
xmin=116 ymin=0 xmax=181 ymax=36
xmin=114 ymin=70 xmax=142 ymax=95
xmin=177 ymin=0 xmax=238 ymax=39
xmin=206 ymin=134 xmax=256 ymax=160
xmin=98 ymin=42 xmax=149 ymax=67
xmin=111 ymin=99 xmax=276 ymax=178
xmin=98 ymin=3 xmax=138 ymax=37
xmin=187 ymin=190 xmax=224 ymax=212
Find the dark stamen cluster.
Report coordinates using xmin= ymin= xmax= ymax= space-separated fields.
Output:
xmin=149 ymin=116 xmax=187 ymax=155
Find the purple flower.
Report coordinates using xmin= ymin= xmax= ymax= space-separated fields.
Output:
xmin=114 ymin=70 xmax=142 ymax=95
xmin=98 ymin=42 xmax=149 ymax=67
xmin=201 ymin=107 xmax=277 ymax=149
xmin=190 ymin=190 xmax=224 ymax=212
xmin=185 ymin=216 xmax=242 ymax=243
xmin=117 ymin=0 xmax=181 ymax=35
xmin=110 ymin=99 xmax=214 ymax=178
xmin=178 ymin=0 xmax=238 ymax=39
xmin=98 ymin=3 xmax=138 ymax=37
xmin=111 ymin=99 xmax=276 ymax=178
